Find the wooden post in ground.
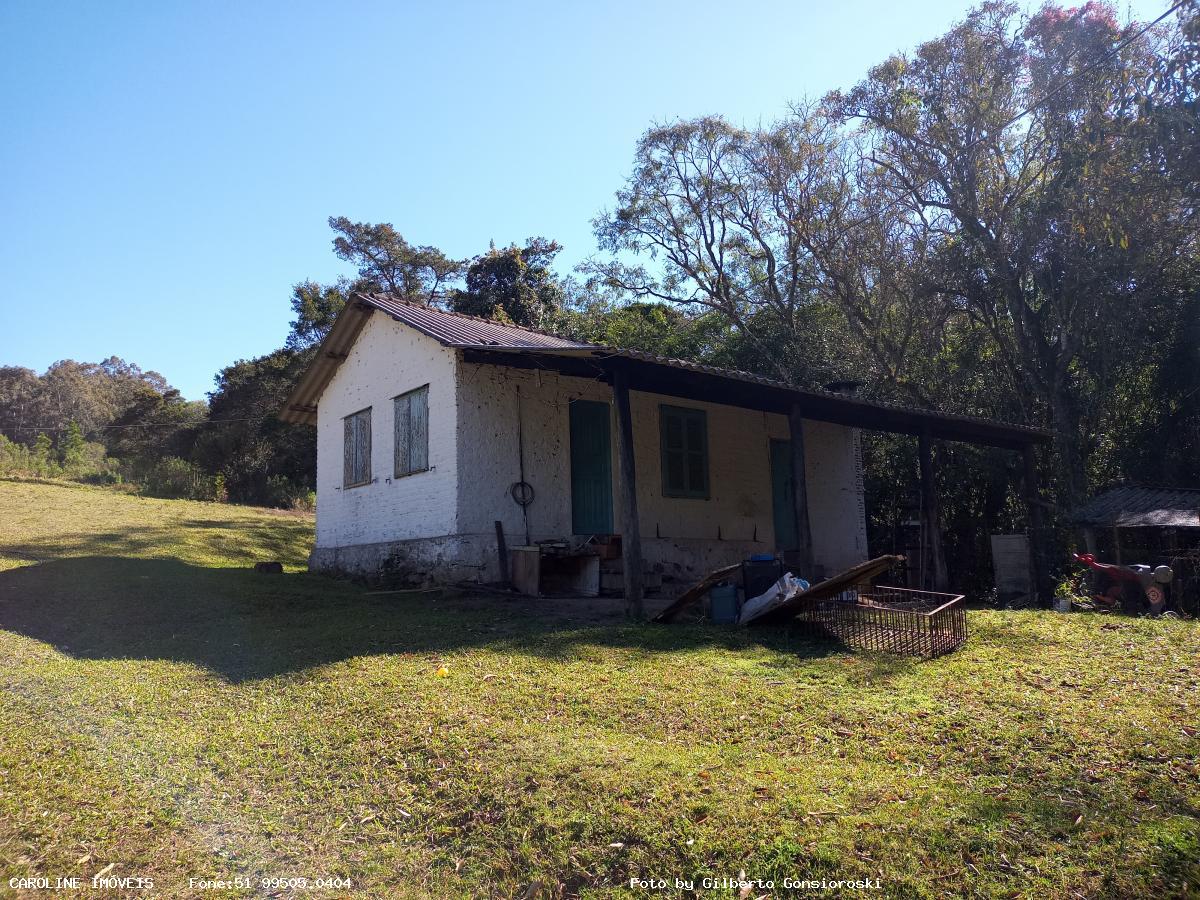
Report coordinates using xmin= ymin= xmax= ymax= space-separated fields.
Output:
xmin=918 ymin=431 xmax=949 ymax=591
xmin=611 ymin=364 xmax=644 ymax=619
xmin=787 ymin=404 xmax=815 ymax=577
xmin=1082 ymin=526 xmax=1098 ymax=594
xmin=494 ymin=520 xmax=510 ymax=585
xmin=1023 ymin=442 xmax=1049 ymax=606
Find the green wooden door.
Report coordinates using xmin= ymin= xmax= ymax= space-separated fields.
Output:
xmin=770 ymin=439 xmax=799 ymax=551
xmin=570 ymin=400 xmax=614 ymax=534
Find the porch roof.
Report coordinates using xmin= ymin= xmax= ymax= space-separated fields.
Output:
xmin=280 ymin=293 xmax=1051 ymax=450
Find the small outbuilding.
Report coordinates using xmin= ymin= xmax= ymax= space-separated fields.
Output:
xmin=1073 ymin=485 xmax=1200 ymax=558
xmin=281 ymin=293 xmax=1051 ymax=613
xmin=1072 ymin=485 xmax=1200 ymax=612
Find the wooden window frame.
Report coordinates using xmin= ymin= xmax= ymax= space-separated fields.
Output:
xmin=343 ymin=407 xmax=372 ymax=489
xmin=659 ymin=404 xmax=710 ymax=499
xmin=393 ymin=384 xmax=430 ymax=479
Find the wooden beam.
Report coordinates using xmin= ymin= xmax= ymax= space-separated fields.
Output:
xmin=787 ymin=404 xmax=815 ymax=577
xmin=918 ymin=431 xmax=949 ymax=591
xmin=611 ymin=364 xmax=645 ymax=619
xmin=1024 ymin=443 xmax=1049 ymax=606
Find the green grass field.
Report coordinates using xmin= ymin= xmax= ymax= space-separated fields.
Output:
xmin=1 ymin=479 xmax=1197 ymax=898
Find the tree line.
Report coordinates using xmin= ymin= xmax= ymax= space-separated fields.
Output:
xmin=1 ymin=1 xmax=1195 ymax=589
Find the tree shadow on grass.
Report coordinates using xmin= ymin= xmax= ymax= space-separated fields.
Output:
xmin=3 ymin=519 xmax=313 ymax=569
xmin=0 ymin=556 xmax=833 ymax=683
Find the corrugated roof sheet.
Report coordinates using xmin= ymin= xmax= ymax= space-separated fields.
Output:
xmin=361 ymin=293 xmax=594 ymax=350
xmin=1072 ymin=486 xmax=1200 ymax=528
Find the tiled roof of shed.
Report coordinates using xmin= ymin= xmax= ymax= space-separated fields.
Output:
xmin=1072 ymin=486 xmax=1200 ymax=528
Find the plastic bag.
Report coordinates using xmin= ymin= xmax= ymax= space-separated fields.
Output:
xmin=738 ymin=572 xmax=809 ymax=624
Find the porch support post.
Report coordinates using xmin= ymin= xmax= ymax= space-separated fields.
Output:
xmin=787 ymin=404 xmax=815 ymax=576
xmin=1023 ymin=442 xmax=1049 ymax=607
xmin=611 ymin=363 xmax=644 ymax=619
xmin=918 ymin=430 xmax=949 ymax=591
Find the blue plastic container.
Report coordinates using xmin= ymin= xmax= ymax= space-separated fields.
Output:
xmin=710 ymin=583 xmax=739 ymax=623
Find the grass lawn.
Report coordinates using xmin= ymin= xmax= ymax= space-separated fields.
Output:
xmin=1 ymin=479 xmax=1198 ymax=898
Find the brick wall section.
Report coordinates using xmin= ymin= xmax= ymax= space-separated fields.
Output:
xmin=314 ymin=314 xmax=459 ymax=548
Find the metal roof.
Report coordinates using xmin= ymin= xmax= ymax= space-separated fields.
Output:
xmin=279 ymin=293 xmax=1052 ymax=448
xmin=361 ymin=293 xmax=593 ymax=350
xmin=1072 ymin=486 xmax=1200 ymax=528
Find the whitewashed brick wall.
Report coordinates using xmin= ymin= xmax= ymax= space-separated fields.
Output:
xmin=314 ymin=314 xmax=459 ymax=548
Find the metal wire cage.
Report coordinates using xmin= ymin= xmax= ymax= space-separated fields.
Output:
xmin=793 ymin=585 xmax=967 ymax=657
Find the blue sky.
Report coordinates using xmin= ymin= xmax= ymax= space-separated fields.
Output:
xmin=0 ymin=0 xmax=1168 ymax=400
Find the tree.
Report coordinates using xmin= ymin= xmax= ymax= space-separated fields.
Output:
xmin=0 ymin=367 xmax=42 ymax=443
xmin=450 ymin=238 xmax=566 ymax=328
xmin=328 ymin=216 xmax=463 ymax=305
xmin=286 ymin=278 xmax=354 ymax=350
xmin=192 ymin=350 xmax=316 ymax=504
xmin=591 ymin=117 xmax=827 ymax=384
xmin=829 ymin=1 xmax=1193 ymax=505
xmin=106 ymin=385 xmax=206 ymax=464
xmin=588 ymin=115 xmax=885 ymax=391
xmin=59 ymin=421 xmax=86 ymax=469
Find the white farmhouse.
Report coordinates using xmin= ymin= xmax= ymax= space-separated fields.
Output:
xmin=281 ymin=294 xmax=1049 ymax=607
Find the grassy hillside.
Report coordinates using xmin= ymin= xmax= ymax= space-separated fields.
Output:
xmin=1 ymin=479 xmax=1197 ymax=897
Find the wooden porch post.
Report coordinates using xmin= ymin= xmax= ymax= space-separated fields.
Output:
xmin=918 ymin=431 xmax=949 ymax=591
xmin=611 ymin=364 xmax=644 ymax=619
xmin=1023 ymin=442 xmax=1049 ymax=607
xmin=787 ymin=404 xmax=815 ymax=576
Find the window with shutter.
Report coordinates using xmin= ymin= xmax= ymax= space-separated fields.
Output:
xmin=343 ymin=408 xmax=372 ymax=488
xmin=659 ymin=405 xmax=709 ymax=498
xmin=394 ymin=385 xmax=430 ymax=477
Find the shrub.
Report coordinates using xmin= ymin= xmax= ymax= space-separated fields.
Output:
xmin=0 ymin=434 xmax=57 ymax=478
xmin=141 ymin=457 xmax=215 ymax=501
xmin=263 ymin=474 xmax=315 ymax=511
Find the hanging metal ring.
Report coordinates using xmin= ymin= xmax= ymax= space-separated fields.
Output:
xmin=510 ymin=481 xmax=535 ymax=507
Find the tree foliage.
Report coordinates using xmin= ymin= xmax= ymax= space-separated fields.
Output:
xmin=328 ymin=216 xmax=464 ymax=305
xmin=450 ymin=238 xmax=566 ymax=328
xmin=592 ymin=1 xmax=1197 ymax=515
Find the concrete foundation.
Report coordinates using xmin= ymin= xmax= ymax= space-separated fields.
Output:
xmin=311 ymin=534 xmax=778 ymax=591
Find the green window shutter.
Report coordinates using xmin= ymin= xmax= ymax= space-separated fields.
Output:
xmin=344 ymin=408 xmax=372 ymax=487
xmin=660 ymin=405 xmax=709 ymax=498
xmin=409 ymin=386 xmax=428 ymax=471
xmin=394 ymin=385 xmax=429 ymax=477
xmin=394 ymin=393 xmax=410 ymax=476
